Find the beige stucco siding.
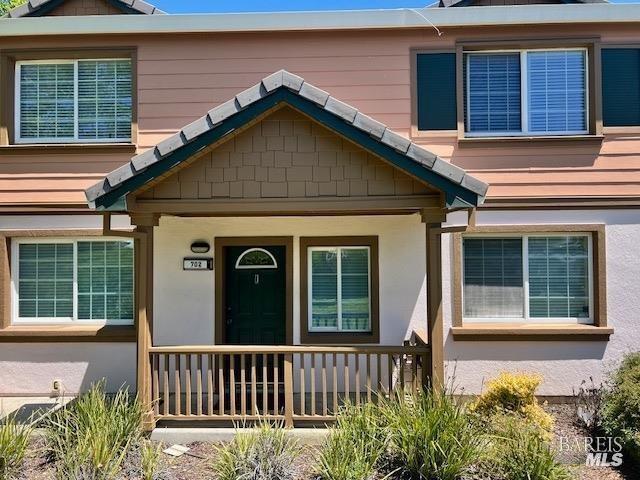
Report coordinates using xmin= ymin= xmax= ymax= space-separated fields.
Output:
xmin=152 ymin=215 xmax=428 ymax=347
xmin=2 ymin=23 xmax=640 ymax=205
xmin=443 ymin=209 xmax=640 ymax=396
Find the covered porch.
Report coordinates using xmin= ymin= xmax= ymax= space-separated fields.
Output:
xmin=87 ymin=70 xmax=487 ymax=427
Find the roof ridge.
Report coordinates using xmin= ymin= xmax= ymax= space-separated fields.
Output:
xmin=86 ymin=69 xmax=488 ymax=207
xmin=3 ymin=0 xmax=166 ymax=18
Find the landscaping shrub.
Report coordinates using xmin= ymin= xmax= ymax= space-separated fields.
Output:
xmin=378 ymin=389 xmax=481 ymax=480
xmin=316 ymin=402 xmax=387 ymax=480
xmin=212 ymin=421 xmax=301 ymax=480
xmin=471 ymin=372 xmax=554 ymax=434
xmin=140 ymin=439 xmax=162 ymax=480
xmin=601 ymin=352 xmax=640 ymax=466
xmin=483 ymin=415 xmax=570 ymax=480
xmin=0 ymin=413 xmax=32 ymax=480
xmin=574 ymin=377 xmax=605 ymax=434
xmin=45 ymin=381 xmax=143 ymax=480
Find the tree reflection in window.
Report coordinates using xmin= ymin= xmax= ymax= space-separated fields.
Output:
xmin=235 ymin=248 xmax=278 ymax=269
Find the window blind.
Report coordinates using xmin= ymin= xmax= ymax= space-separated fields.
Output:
xmin=77 ymin=241 xmax=134 ymax=322
xmin=17 ymin=59 xmax=132 ymax=142
xmin=309 ymin=247 xmax=371 ymax=332
xmin=463 ymin=238 xmax=524 ymax=318
xmin=527 ymin=50 xmax=587 ymax=133
xmin=310 ymin=249 xmax=338 ymax=329
xmin=467 ymin=53 xmax=521 ymax=133
xmin=19 ymin=63 xmax=75 ymax=140
xmin=340 ymin=248 xmax=370 ymax=331
xmin=78 ymin=60 xmax=132 ymax=140
xmin=15 ymin=240 xmax=134 ymax=323
xmin=528 ymin=236 xmax=589 ymax=318
xmin=18 ymin=243 xmax=73 ymax=318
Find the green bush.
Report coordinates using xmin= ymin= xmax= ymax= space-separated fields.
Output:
xmin=601 ymin=352 xmax=640 ymax=466
xmin=213 ymin=421 xmax=301 ymax=480
xmin=378 ymin=389 xmax=481 ymax=480
xmin=140 ymin=439 xmax=162 ymax=480
xmin=45 ymin=381 xmax=143 ymax=480
xmin=483 ymin=415 xmax=569 ymax=480
xmin=316 ymin=402 xmax=387 ymax=480
xmin=471 ymin=372 xmax=554 ymax=435
xmin=0 ymin=413 xmax=32 ymax=480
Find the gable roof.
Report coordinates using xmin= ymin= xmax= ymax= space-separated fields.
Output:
xmin=3 ymin=0 xmax=165 ymax=17
xmin=438 ymin=0 xmax=606 ymax=5
xmin=85 ymin=70 xmax=488 ymax=211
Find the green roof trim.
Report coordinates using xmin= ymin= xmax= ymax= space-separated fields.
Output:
xmin=86 ymin=70 xmax=488 ymax=211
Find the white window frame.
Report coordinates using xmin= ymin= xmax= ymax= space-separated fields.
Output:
xmin=461 ymin=232 xmax=594 ymax=325
xmin=464 ymin=48 xmax=590 ymax=137
xmin=235 ymin=248 xmax=278 ymax=270
xmin=307 ymin=246 xmax=372 ymax=333
xmin=15 ymin=58 xmax=132 ymax=144
xmin=11 ymin=237 xmax=135 ymax=325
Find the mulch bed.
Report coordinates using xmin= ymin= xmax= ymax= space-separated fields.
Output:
xmin=16 ymin=403 xmax=638 ymax=479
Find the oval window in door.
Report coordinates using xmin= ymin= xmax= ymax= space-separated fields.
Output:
xmin=235 ymin=248 xmax=278 ymax=269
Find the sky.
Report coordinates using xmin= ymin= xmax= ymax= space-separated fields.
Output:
xmin=150 ymin=0 xmax=638 ymax=14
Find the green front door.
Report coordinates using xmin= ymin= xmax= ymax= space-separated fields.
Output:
xmin=224 ymin=245 xmax=286 ymax=345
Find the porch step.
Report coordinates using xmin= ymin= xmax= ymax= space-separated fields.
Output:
xmin=150 ymin=427 xmax=329 ymax=445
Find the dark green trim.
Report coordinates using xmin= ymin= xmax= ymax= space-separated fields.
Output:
xmin=95 ymin=89 xmax=480 ymax=210
xmin=416 ymin=53 xmax=457 ymax=131
xmin=602 ymin=48 xmax=640 ymax=127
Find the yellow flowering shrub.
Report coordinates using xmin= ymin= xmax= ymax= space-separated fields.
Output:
xmin=470 ymin=372 xmax=554 ymax=434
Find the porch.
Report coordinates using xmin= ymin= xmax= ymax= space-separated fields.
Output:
xmin=148 ymin=343 xmax=429 ymax=425
xmin=85 ymin=70 xmax=488 ymax=428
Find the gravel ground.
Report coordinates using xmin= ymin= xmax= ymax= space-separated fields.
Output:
xmin=15 ymin=404 xmax=638 ymax=479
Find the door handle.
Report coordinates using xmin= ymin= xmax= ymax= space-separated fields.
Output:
xmin=254 ymin=273 xmax=259 ymax=285
xmin=227 ymin=318 xmax=233 ymax=325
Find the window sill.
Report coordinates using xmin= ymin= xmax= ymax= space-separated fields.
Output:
xmin=0 ymin=144 xmax=137 ymax=155
xmin=451 ymin=324 xmax=613 ymax=341
xmin=457 ymin=135 xmax=604 ymax=147
xmin=0 ymin=324 xmax=136 ymax=342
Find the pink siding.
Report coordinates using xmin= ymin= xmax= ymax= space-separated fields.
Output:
xmin=2 ymin=23 xmax=640 ymax=206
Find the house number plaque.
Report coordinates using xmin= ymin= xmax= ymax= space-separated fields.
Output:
xmin=183 ymin=258 xmax=213 ymax=270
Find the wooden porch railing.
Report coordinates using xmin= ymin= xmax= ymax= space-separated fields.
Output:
xmin=148 ymin=345 xmax=430 ymax=425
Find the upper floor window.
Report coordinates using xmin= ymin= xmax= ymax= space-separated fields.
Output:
xmin=465 ymin=49 xmax=588 ymax=137
xmin=15 ymin=59 xmax=132 ymax=144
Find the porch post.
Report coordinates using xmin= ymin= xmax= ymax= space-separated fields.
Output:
xmin=425 ymin=220 xmax=445 ymax=390
xmin=133 ymin=215 xmax=156 ymax=430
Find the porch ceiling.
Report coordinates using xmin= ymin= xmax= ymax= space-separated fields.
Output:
xmin=85 ymin=70 xmax=488 ymax=212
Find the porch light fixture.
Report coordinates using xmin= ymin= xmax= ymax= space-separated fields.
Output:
xmin=190 ymin=241 xmax=210 ymax=254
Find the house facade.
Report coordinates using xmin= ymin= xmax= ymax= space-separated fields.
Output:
xmin=1 ymin=0 xmax=639 ymax=427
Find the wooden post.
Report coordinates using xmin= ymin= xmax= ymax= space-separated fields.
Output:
xmin=134 ymin=221 xmax=155 ymax=431
xmin=426 ymin=222 xmax=445 ymax=391
xmin=283 ymin=353 xmax=294 ymax=427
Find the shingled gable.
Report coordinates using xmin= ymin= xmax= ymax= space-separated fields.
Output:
xmin=3 ymin=0 xmax=165 ymax=17
xmin=85 ymin=70 xmax=489 ymax=211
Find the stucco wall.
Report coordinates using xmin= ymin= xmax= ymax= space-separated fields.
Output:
xmin=442 ymin=209 xmax=640 ymax=396
xmin=153 ymin=214 xmax=428 ymax=347
xmin=0 ymin=214 xmax=136 ymax=395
